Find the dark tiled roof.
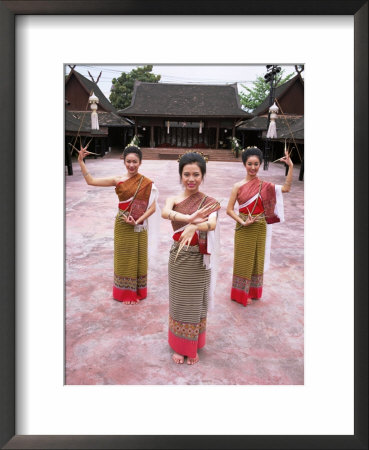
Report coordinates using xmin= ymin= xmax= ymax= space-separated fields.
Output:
xmin=252 ymin=74 xmax=304 ymax=116
xmin=66 ymin=69 xmax=116 ymax=113
xmin=66 ymin=111 xmax=91 ymax=133
xmin=237 ymin=116 xmax=269 ymax=130
xmin=278 ymin=116 xmax=304 ymax=140
xmin=65 ymin=111 xmax=131 ymax=133
xmin=238 ymin=115 xmax=304 ymax=140
xmin=119 ymin=82 xmax=252 ymax=118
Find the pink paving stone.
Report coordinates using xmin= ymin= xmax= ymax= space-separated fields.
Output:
xmin=65 ymin=152 xmax=304 ymax=385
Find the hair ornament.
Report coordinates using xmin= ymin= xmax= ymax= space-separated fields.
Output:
xmin=242 ymin=146 xmax=253 ymax=153
xmin=177 ymin=151 xmax=208 ymax=163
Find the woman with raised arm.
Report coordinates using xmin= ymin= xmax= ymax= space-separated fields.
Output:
xmin=78 ymin=145 xmax=159 ymax=304
xmin=162 ymin=152 xmax=220 ymax=365
xmin=226 ymin=147 xmax=293 ymax=307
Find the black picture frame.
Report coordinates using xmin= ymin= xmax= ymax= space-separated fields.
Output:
xmin=0 ymin=1 xmax=367 ymax=449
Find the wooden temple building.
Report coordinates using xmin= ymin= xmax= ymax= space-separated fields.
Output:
xmin=118 ymin=81 xmax=252 ymax=149
xmin=65 ymin=69 xmax=132 ymax=174
xmin=65 ymin=68 xmax=304 ymax=175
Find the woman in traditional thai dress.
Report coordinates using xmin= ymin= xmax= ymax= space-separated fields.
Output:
xmin=162 ymin=152 xmax=220 ymax=365
xmin=226 ymin=147 xmax=293 ymax=306
xmin=78 ymin=145 xmax=159 ymax=304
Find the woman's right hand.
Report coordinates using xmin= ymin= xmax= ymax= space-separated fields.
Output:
xmin=241 ymin=214 xmax=261 ymax=227
xmin=243 ymin=216 xmax=255 ymax=226
xmin=121 ymin=213 xmax=136 ymax=226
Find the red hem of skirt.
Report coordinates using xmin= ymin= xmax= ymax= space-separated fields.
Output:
xmin=231 ymin=288 xmax=248 ymax=306
xmin=231 ymin=287 xmax=263 ymax=306
xmin=168 ymin=330 xmax=206 ymax=358
xmin=113 ymin=286 xmax=147 ymax=302
xmin=249 ymin=286 xmax=262 ymax=299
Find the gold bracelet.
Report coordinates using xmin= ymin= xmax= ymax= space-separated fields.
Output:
xmin=206 ymin=222 xmax=211 ymax=231
xmin=83 ymin=172 xmax=89 ymax=177
xmin=168 ymin=212 xmax=172 ymax=220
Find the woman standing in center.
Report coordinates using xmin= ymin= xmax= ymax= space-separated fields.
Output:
xmin=162 ymin=152 xmax=220 ymax=365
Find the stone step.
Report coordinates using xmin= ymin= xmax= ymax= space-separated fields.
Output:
xmin=140 ymin=147 xmax=242 ymax=162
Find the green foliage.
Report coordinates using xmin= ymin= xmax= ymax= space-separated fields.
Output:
xmin=109 ymin=65 xmax=161 ymax=110
xmin=228 ymin=136 xmax=241 ymax=157
xmin=239 ymin=70 xmax=294 ymax=111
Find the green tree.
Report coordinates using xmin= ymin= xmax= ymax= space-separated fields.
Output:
xmin=239 ymin=70 xmax=294 ymax=111
xmin=109 ymin=65 xmax=161 ymax=110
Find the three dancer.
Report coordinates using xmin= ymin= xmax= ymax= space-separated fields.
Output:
xmin=77 ymin=145 xmax=293 ymax=364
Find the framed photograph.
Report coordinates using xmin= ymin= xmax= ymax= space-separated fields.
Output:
xmin=1 ymin=1 xmax=367 ymax=449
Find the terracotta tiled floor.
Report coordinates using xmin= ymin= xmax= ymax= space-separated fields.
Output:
xmin=65 ymin=153 xmax=304 ymax=385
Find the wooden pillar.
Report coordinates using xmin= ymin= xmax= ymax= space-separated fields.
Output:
xmin=65 ymin=141 xmax=73 ymax=175
xmin=232 ymin=125 xmax=235 ymax=138
xmin=215 ymin=124 xmax=219 ymax=149
xmin=299 ymin=156 xmax=304 ymax=181
xmin=150 ymin=125 xmax=155 ymax=148
xmin=93 ymin=137 xmax=98 ymax=159
xmin=134 ymin=124 xmax=138 ymax=136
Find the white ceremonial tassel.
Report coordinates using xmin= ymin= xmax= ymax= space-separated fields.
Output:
xmin=89 ymin=92 xmax=99 ymax=130
xmin=266 ymin=101 xmax=279 ymax=139
xmin=166 ymin=120 xmax=170 ymax=134
xmin=199 ymin=120 xmax=203 ymax=134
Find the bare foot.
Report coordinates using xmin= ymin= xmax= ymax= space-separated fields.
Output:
xmin=187 ymin=354 xmax=199 ymax=365
xmin=247 ymin=298 xmax=252 ymax=305
xmin=172 ymin=353 xmax=184 ymax=364
xmin=123 ymin=301 xmax=138 ymax=305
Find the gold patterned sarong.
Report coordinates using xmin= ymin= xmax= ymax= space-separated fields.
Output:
xmin=113 ymin=173 xmax=152 ymax=302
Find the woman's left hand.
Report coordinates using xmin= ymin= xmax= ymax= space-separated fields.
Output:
xmin=280 ymin=148 xmax=293 ymax=167
xmin=191 ymin=216 xmax=208 ymax=225
xmin=78 ymin=145 xmax=93 ymax=161
xmin=188 ymin=202 xmax=220 ymax=224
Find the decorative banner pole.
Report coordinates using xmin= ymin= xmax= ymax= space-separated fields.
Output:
xmin=89 ymin=92 xmax=99 ymax=130
xmin=263 ymin=64 xmax=281 ymax=170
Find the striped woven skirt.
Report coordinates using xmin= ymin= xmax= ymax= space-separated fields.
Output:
xmin=113 ymin=212 xmax=148 ymax=303
xmin=231 ymin=215 xmax=266 ymax=306
xmin=168 ymin=242 xmax=211 ymax=358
